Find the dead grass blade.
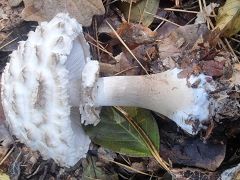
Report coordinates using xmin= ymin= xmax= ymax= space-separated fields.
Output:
xmin=164 ymin=8 xmax=198 ymax=14
xmin=0 ymin=37 xmax=18 ymax=50
xmin=93 ymin=19 xmax=101 ymax=60
xmin=197 ymin=0 xmax=239 ymax=61
xmin=114 ymin=106 xmax=172 ymax=174
xmin=224 ymin=38 xmax=239 ymax=62
xmin=198 ymin=0 xmax=203 ymax=12
xmin=127 ymin=0 xmax=133 ymax=23
xmin=114 ymin=66 xmax=139 ymax=76
xmin=86 ymin=34 xmax=116 ymax=61
xmin=106 ymin=21 xmax=149 ymax=75
xmin=0 ymin=147 xmax=14 ymax=166
xmin=145 ymin=11 xmax=181 ymax=27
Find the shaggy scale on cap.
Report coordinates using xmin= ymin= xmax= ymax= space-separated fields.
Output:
xmin=1 ymin=13 xmax=92 ymax=167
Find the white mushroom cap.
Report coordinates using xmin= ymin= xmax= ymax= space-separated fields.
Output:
xmin=1 ymin=13 xmax=91 ymax=167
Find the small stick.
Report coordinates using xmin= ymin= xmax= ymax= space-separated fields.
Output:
xmin=0 ymin=147 xmax=14 ymax=166
xmin=0 ymin=37 xmax=18 ymax=50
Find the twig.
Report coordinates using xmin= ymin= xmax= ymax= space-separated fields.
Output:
xmin=224 ymin=38 xmax=239 ymax=62
xmin=0 ymin=147 xmax=15 ymax=166
xmin=0 ymin=37 xmax=18 ymax=50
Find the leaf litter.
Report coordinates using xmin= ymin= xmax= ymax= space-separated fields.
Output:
xmin=21 ymin=0 xmax=105 ymax=26
xmin=1 ymin=0 xmax=240 ymax=179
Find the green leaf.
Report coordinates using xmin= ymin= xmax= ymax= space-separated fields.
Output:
xmin=216 ymin=0 xmax=240 ymax=37
xmin=82 ymin=157 xmax=119 ymax=180
xmin=119 ymin=0 xmax=160 ymax=27
xmin=0 ymin=172 xmax=10 ymax=180
xmin=84 ymin=107 xmax=160 ymax=157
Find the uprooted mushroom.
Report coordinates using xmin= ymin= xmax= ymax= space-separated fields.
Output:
xmin=1 ymin=13 xmax=240 ymax=167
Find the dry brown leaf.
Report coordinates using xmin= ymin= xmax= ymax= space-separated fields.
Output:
xmin=116 ymin=22 xmax=157 ymax=46
xmin=201 ymin=60 xmax=226 ymax=77
xmin=216 ymin=0 xmax=240 ymax=37
xmin=22 ymin=0 xmax=105 ymax=26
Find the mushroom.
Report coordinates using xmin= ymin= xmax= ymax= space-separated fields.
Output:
xmin=1 ymin=13 xmax=91 ymax=167
xmin=0 ymin=13 xmax=225 ymax=167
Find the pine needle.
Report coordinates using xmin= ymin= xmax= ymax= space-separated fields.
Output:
xmin=145 ymin=11 xmax=181 ymax=27
xmin=0 ymin=147 xmax=14 ymax=166
xmin=106 ymin=21 xmax=149 ymax=75
xmin=86 ymin=34 xmax=116 ymax=61
xmin=164 ymin=8 xmax=198 ymax=14
xmin=127 ymin=0 xmax=133 ymax=23
xmin=114 ymin=106 xmax=172 ymax=174
xmin=0 ymin=37 xmax=18 ymax=50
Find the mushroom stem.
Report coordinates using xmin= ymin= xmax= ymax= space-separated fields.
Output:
xmin=92 ymin=68 xmax=211 ymax=134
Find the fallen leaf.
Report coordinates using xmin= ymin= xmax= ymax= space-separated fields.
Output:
xmin=22 ymin=0 xmax=105 ymax=26
xmin=158 ymin=119 xmax=226 ymax=171
xmin=82 ymin=157 xmax=119 ymax=180
xmin=116 ymin=22 xmax=157 ymax=46
xmin=8 ymin=0 xmax=23 ymax=7
xmin=157 ymin=24 xmax=209 ymax=59
xmin=118 ymin=0 xmax=160 ymax=26
xmin=84 ymin=107 xmax=160 ymax=157
xmin=215 ymin=0 xmax=240 ymax=37
xmin=201 ymin=60 xmax=226 ymax=77
xmin=0 ymin=172 xmax=10 ymax=180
